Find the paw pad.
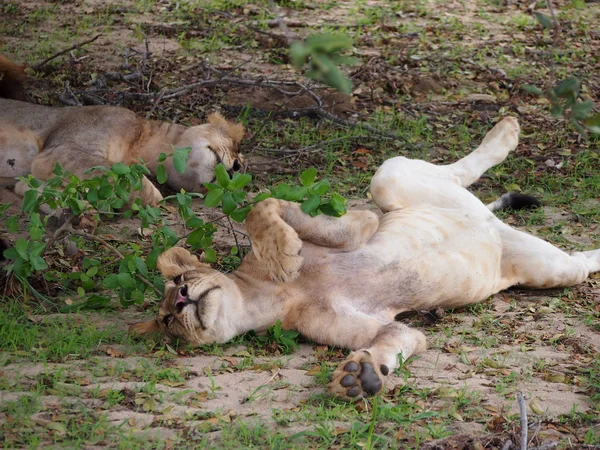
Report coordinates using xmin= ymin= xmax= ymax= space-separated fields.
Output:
xmin=330 ymin=352 xmax=385 ymax=400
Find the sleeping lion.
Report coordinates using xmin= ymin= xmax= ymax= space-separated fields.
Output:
xmin=132 ymin=117 xmax=600 ymax=400
xmin=0 ymin=56 xmax=244 ymax=206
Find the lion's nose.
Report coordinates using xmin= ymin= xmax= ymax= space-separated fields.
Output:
xmin=175 ymin=285 xmax=189 ymax=312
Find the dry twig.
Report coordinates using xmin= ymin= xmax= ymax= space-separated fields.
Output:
xmin=517 ymin=392 xmax=528 ymax=450
xmin=33 ymin=34 xmax=102 ymax=70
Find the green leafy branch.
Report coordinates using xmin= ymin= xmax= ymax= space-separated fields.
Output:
xmin=290 ymin=33 xmax=358 ymax=94
xmin=522 ymin=78 xmax=599 ymax=136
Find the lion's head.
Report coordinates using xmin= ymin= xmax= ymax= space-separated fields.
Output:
xmin=130 ymin=247 xmax=242 ymax=345
xmin=165 ymin=112 xmax=245 ymax=193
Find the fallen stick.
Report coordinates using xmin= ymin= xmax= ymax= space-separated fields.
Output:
xmin=517 ymin=392 xmax=528 ymax=450
xmin=33 ymin=34 xmax=102 ymax=70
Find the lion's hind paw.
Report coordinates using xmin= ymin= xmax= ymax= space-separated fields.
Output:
xmin=328 ymin=350 xmax=385 ymax=401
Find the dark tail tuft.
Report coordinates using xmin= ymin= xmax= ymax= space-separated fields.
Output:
xmin=487 ymin=192 xmax=541 ymax=212
xmin=0 ymin=54 xmax=27 ymax=101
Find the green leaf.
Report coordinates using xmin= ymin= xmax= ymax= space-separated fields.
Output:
xmin=204 ymin=188 xmax=224 ymax=208
xmin=6 ymin=216 xmax=18 ymax=233
xmin=87 ymin=188 xmax=99 ymax=203
xmin=156 ymin=164 xmax=168 ymax=184
xmin=253 ymin=192 xmax=271 ymax=203
xmin=232 ymin=173 xmax=252 ymax=190
xmin=330 ymin=193 xmax=346 ymax=215
xmin=30 ymin=242 xmax=45 ymax=258
xmin=134 ymin=257 xmax=148 ymax=277
xmin=534 ymin=12 xmax=553 ymax=29
xmin=571 ymin=100 xmax=595 ymax=121
xmin=215 ymin=163 xmax=231 ymax=189
xmin=203 ymin=183 xmax=220 ymax=191
xmin=204 ymin=248 xmax=217 ymax=263
xmin=301 ymin=193 xmax=321 ymax=216
xmin=521 ymin=84 xmax=544 ymax=96
xmin=186 ymin=216 xmax=205 ymax=228
xmin=52 ymin=163 xmax=65 ymax=176
xmin=28 ymin=178 xmax=42 ymax=189
xmin=583 ymin=113 xmax=600 ymax=134
xmin=21 ymin=190 xmax=39 ymax=212
xmin=286 ymin=186 xmax=308 ymax=202
xmin=67 ymin=198 xmax=86 ymax=215
xmin=221 ymin=192 xmax=237 ymax=215
xmin=301 ymin=167 xmax=317 ymax=187
xmin=103 ymin=274 xmax=119 ymax=289
xmin=15 ymin=239 xmax=29 ymax=261
xmin=117 ymin=272 xmax=136 ymax=289
xmin=313 ymin=180 xmax=330 ymax=196
xmin=158 ymin=152 xmax=167 ymax=163
xmin=271 ymin=183 xmax=291 ymax=199
xmin=232 ymin=190 xmax=247 ymax=203
xmin=187 ymin=228 xmax=205 ymax=248
xmin=30 ymin=256 xmax=48 ymax=271
xmin=230 ymin=206 xmax=252 ymax=223
xmin=554 ymin=77 xmax=581 ymax=98
xmin=173 ymin=147 xmax=191 ymax=174
xmin=146 ymin=249 xmax=160 ymax=270
xmin=111 ymin=162 xmax=131 ymax=175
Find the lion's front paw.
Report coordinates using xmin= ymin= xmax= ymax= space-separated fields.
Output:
xmin=329 ymin=350 xmax=385 ymax=401
xmin=256 ymin=232 xmax=303 ymax=282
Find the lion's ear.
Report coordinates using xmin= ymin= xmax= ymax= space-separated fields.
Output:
xmin=157 ymin=247 xmax=203 ymax=278
xmin=207 ymin=112 xmax=245 ymax=143
xmin=129 ymin=320 xmax=160 ymax=335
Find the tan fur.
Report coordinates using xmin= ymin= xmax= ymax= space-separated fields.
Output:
xmin=131 ymin=117 xmax=600 ymax=401
xmin=0 ymin=57 xmax=245 ymax=206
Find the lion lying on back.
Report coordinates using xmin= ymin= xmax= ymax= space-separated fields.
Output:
xmin=132 ymin=117 xmax=600 ymax=400
xmin=0 ymin=56 xmax=244 ymax=206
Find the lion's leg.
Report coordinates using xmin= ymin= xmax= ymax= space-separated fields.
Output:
xmin=245 ymin=198 xmax=378 ymax=281
xmin=283 ymin=304 xmax=425 ymax=400
xmin=446 ymin=116 xmax=520 ymax=187
xmin=28 ymin=147 xmax=163 ymax=207
xmin=497 ymin=223 xmax=600 ymax=290
xmin=370 ymin=118 xmax=519 ymax=214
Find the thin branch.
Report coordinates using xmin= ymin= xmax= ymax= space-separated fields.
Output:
xmin=545 ymin=0 xmax=561 ymax=46
xmin=33 ymin=34 xmax=102 ymax=70
xmin=517 ymin=392 xmax=528 ymax=450
xmin=227 ymin=216 xmax=242 ymax=257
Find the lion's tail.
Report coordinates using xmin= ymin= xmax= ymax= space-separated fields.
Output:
xmin=0 ymin=54 xmax=26 ymax=100
xmin=486 ymin=192 xmax=541 ymax=212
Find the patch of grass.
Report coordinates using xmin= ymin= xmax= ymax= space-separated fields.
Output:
xmin=0 ymin=301 xmax=132 ymax=362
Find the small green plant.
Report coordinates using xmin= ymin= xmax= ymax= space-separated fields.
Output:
xmin=247 ymin=320 xmax=300 ymax=354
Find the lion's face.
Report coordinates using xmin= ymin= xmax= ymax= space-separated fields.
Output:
xmin=157 ymin=267 xmax=236 ymax=345
xmin=166 ymin=113 xmax=245 ymax=194
xmin=130 ymin=247 xmax=241 ymax=346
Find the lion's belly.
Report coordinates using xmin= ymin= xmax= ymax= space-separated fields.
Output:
xmin=329 ymin=207 xmax=503 ymax=315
